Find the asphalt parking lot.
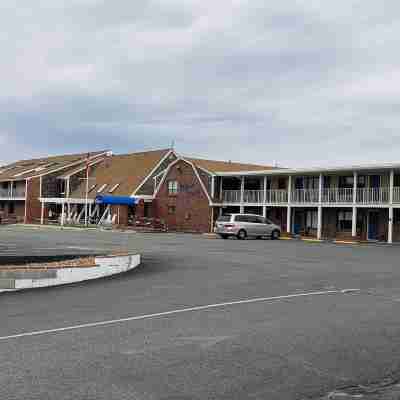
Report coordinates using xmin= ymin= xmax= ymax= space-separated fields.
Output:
xmin=1 ymin=225 xmax=400 ymax=399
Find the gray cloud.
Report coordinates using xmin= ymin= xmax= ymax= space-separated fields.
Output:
xmin=1 ymin=0 xmax=400 ymax=167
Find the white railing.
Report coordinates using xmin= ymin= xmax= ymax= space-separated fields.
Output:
xmin=291 ymin=189 xmax=319 ymax=203
xmin=0 ymin=188 xmax=25 ymax=198
xmin=221 ymin=189 xmax=288 ymax=204
xmin=243 ymin=190 xmax=264 ymax=203
xmin=265 ymin=190 xmax=288 ymax=204
xmin=357 ymin=187 xmax=389 ymax=204
xmin=222 ymin=186 xmax=395 ymax=205
xmin=222 ymin=190 xmax=241 ymax=203
xmin=322 ymin=188 xmax=353 ymax=203
xmin=393 ymin=187 xmax=400 ymax=203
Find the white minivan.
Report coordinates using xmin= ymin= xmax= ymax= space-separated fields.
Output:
xmin=214 ymin=213 xmax=281 ymax=240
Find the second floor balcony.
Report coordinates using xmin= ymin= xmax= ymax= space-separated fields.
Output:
xmin=0 ymin=187 xmax=26 ymax=199
xmin=221 ymin=187 xmax=400 ymax=205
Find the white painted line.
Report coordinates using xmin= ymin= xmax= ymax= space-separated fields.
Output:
xmin=0 ymin=289 xmax=360 ymax=342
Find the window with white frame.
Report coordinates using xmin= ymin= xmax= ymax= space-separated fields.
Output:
xmin=337 ymin=210 xmax=353 ymax=231
xmin=168 ymin=180 xmax=178 ymax=195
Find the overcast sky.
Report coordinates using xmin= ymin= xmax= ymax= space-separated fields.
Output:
xmin=1 ymin=1 xmax=400 ymax=167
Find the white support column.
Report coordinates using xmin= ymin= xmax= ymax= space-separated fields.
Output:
xmin=288 ymin=175 xmax=292 ymax=204
xmin=388 ymin=206 xmax=393 ymax=244
xmin=353 ymin=171 xmax=358 ymax=205
xmin=352 ymin=206 xmax=357 ymax=238
xmin=263 ymin=176 xmax=267 ymax=204
xmin=61 ymin=202 xmax=65 ymax=227
xmin=66 ymin=178 xmax=71 ymax=220
xmin=319 ymin=174 xmax=323 ymax=203
xmin=317 ymin=206 xmax=322 ymax=240
xmin=263 ymin=206 xmax=267 ymax=218
xmin=389 ymin=169 xmax=394 ymax=205
xmin=286 ymin=206 xmax=291 ymax=234
xmin=219 ymin=177 xmax=223 ymax=201
xmin=211 ymin=176 xmax=215 ymax=199
xmin=10 ymin=181 xmax=13 ymax=198
xmin=240 ymin=176 xmax=245 ymax=213
xmin=389 ymin=169 xmax=394 ymax=244
xmin=40 ymin=202 xmax=45 ymax=225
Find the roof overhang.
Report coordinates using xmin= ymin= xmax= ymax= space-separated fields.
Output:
xmin=215 ymin=162 xmax=400 ymax=177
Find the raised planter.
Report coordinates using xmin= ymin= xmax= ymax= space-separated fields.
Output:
xmin=0 ymin=254 xmax=141 ymax=291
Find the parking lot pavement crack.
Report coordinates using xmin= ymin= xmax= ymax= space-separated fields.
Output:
xmin=313 ymin=376 xmax=400 ymax=399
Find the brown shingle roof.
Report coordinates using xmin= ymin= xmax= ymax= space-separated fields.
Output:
xmin=185 ymin=157 xmax=274 ymax=173
xmin=70 ymin=149 xmax=171 ymax=198
xmin=0 ymin=151 xmax=107 ymax=182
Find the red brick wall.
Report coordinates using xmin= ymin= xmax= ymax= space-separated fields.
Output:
xmin=154 ymin=160 xmax=211 ymax=233
xmin=25 ymin=178 xmax=42 ymax=223
xmin=0 ymin=201 xmax=25 ymax=222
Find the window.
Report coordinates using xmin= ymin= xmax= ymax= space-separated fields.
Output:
xmin=144 ymin=203 xmax=151 ymax=218
xmin=58 ymin=180 xmax=66 ymax=195
xmin=8 ymin=202 xmax=15 ymax=214
xmin=168 ymin=205 xmax=176 ymax=215
xmin=337 ymin=211 xmax=353 ymax=231
xmin=304 ymin=177 xmax=319 ymax=190
xmin=306 ymin=210 xmax=318 ymax=229
xmin=278 ymin=178 xmax=287 ymax=190
xmin=357 ymin=175 xmax=366 ymax=188
xmin=339 ymin=176 xmax=354 ymax=188
xmin=2 ymin=182 xmax=8 ymax=190
xmin=0 ymin=202 xmax=4 ymax=211
xmin=295 ymin=177 xmax=304 ymax=189
xmin=217 ymin=215 xmax=232 ymax=222
xmin=168 ymin=180 xmax=178 ymax=195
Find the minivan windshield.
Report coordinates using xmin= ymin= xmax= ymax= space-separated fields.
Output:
xmin=217 ymin=215 xmax=231 ymax=222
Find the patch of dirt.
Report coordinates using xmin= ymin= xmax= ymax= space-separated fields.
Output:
xmin=0 ymin=256 xmax=97 ymax=271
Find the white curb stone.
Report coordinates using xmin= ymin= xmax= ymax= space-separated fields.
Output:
xmin=1 ymin=254 xmax=141 ymax=292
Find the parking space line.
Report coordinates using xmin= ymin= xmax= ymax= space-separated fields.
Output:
xmin=0 ymin=289 xmax=360 ymax=342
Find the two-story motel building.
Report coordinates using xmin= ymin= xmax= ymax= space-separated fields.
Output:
xmin=1 ymin=148 xmax=400 ymax=244
xmin=213 ymin=163 xmax=400 ymax=243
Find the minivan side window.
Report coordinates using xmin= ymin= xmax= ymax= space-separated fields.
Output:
xmin=234 ymin=215 xmax=247 ymax=222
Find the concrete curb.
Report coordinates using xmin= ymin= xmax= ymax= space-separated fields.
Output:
xmin=0 ymin=254 xmax=141 ymax=292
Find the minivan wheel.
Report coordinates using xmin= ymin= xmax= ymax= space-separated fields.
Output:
xmin=271 ymin=230 xmax=280 ymax=240
xmin=237 ymin=230 xmax=247 ymax=240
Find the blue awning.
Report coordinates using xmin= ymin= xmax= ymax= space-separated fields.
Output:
xmin=95 ymin=195 xmax=139 ymax=206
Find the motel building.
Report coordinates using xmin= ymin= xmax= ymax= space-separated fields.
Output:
xmin=1 ymin=148 xmax=400 ymax=243
xmin=213 ymin=165 xmax=400 ymax=243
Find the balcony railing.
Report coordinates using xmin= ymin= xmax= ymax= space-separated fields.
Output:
xmin=0 ymin=188 xmax=26 ymax=198
xmin=322 ymin=188 xmax=353 ymax=203
xmin=394 ymin=187 xmax=400 ymax=203
xmin=221 ymin=187 xmax=400 ymax=205
xmin=357 ymin=187 xmax=389 ymax=204
xmin=265 ymin=190 xmax=288 ymax=203
xmin=243 ymin=190 xmax=264 ymax=203
xmin=222 ymin=190 xmax=241 ymax=203
xmin=221 ymin=189 xmax=288 ymax=204
xmin=291 ymin=189 xmax=319 ymax=203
